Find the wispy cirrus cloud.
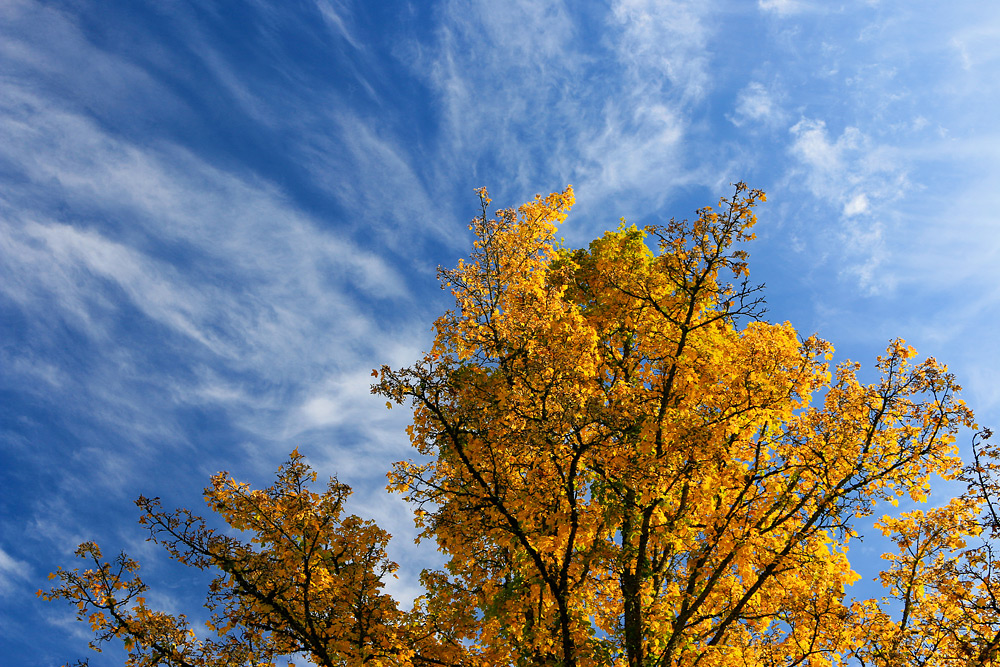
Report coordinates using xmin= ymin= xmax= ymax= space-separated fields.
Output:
xmin=788 ymin=118 xmax=907 ymax=204
xmin=298 ymin=108 xmax=462 ymax=253
xmin=950 ymin=22 xmax=1000 ymax=72
xmin=610 ymin=0 xmax=711 ymax=103
xmin=0 ymin=11 xmax=461 ymax=626
xmin=314 ymin=0 xmax=363 ymax=51
xmin=0 ymin=88 xmax=410 ymax=341
xmin=0 ymin=548 xmax=30 ymax=597
xmin=0 ymin=82 xmax=428 ymax=560
xmin=786 ymin=117 xmax=909 ymax=292
xmin=0 ymin=6 xmax=457 ymax=630
xmin=728 ymin=81 xmax=787 ymax=129
xmin=405 ymin=0 xmax=724 ymax=238
xmin=758 ymin=0 xmax=806 ymax=15
xmin=413 ymin=0 xmax=580 ymax=185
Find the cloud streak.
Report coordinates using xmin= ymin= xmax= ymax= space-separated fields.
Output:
xmin=0 ymin=548 xmax=31 ymax=597
xmin=784 ymin=117 xmax=909 ymax=293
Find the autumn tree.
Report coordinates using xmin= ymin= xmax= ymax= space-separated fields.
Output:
xmin=853 ymin=428 xmax=1000 ymax=667
xmin=44 ymin=184 xmax=1000 ymax=667
xmin=41 ymin=452 xmax=414 ymax=667
xmin=372 ymin=183 xmax=977 ymax=667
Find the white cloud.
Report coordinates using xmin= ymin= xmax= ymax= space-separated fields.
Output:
xmin=840 ymin=218 xmax=891 ymax=293
xmin=301 ymin=110 xmax=461 ymax=251
xmin=729 ymin=81 xmax=786 ymax=128
xmin=24 ymin=221 xmax=220 ymax=349
xmin=787 ymin=118 xmax=910 ymax=293
xmin=789 ymin=118 xmax=856 ymax=179
xmin=951 ymin=24 xmax=1000 ymax=71
xmin=610 ymin=0 xmax=711 ymax=103
xmin=575 ymin=102 xmax=687 ymax=207
xmin=293 ymin=367 xmax=388 ymax=433
xmin=789 ymin=117 xmax=907 ymax=204
xmin=315 ymin=0 xmax=362 ymax=50
xmin=0 ymin=1 xmax=193 ymax=130
xmin=843 ymin=192 xmax=869 ymax=217
xmin=0 ymin=83 xmax=430 ymax=480
xmin=399 ymin=0 xmax=733 ymax=239
xmin=0 ymin=86 xmax=409 ymax=304
xmin=412 ymin=0 xmax=580 ymax=189
xmin=758 ymin=0 xmax=807 ymax=15
xmin=474 ymin=0 xmax=576 ymax=60
xmin=0 ymin=547 xmax=30 ymax=597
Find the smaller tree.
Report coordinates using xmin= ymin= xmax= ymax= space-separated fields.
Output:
xmin=855 ymin=428 xmax=1000 ymax=667
xmin=39 ymin=451 xmax=411 ymax=667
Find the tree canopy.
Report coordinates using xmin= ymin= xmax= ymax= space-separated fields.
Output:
xmin=43 ymin=185 xmax=1000 ymax=667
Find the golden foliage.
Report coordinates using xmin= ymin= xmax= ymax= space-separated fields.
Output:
xmin=40 ymin=452 xmax=408 ymax=667
xmin=44 ymin=185 xmax=998 ymax=667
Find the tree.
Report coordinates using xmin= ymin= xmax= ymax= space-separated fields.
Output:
xmin=43 ymin=185 xmax=998 ymax=667
xmin=41 ymin=451 xmax=412 ymax=667
xmin=372 ymin=183 xmax=979 ymax=667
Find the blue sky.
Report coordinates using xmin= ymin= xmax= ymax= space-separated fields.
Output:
xmin=2 ymin=1 xmax=999 ymax=664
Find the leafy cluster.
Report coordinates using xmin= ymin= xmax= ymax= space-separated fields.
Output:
xmin=41 ymin=452 xmax=409 ymax=666
xmin=42 ymin=186 xmax=999 ymax=667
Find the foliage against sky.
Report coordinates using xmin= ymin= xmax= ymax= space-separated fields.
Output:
xmin=40 ymin=188 xmax=996 ymax=665
xmin=3 ymin=1 xmax=1000 ymax=665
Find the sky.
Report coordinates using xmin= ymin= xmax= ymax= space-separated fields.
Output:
xmin=2 ymin=0 xmax=1000 ymax=664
